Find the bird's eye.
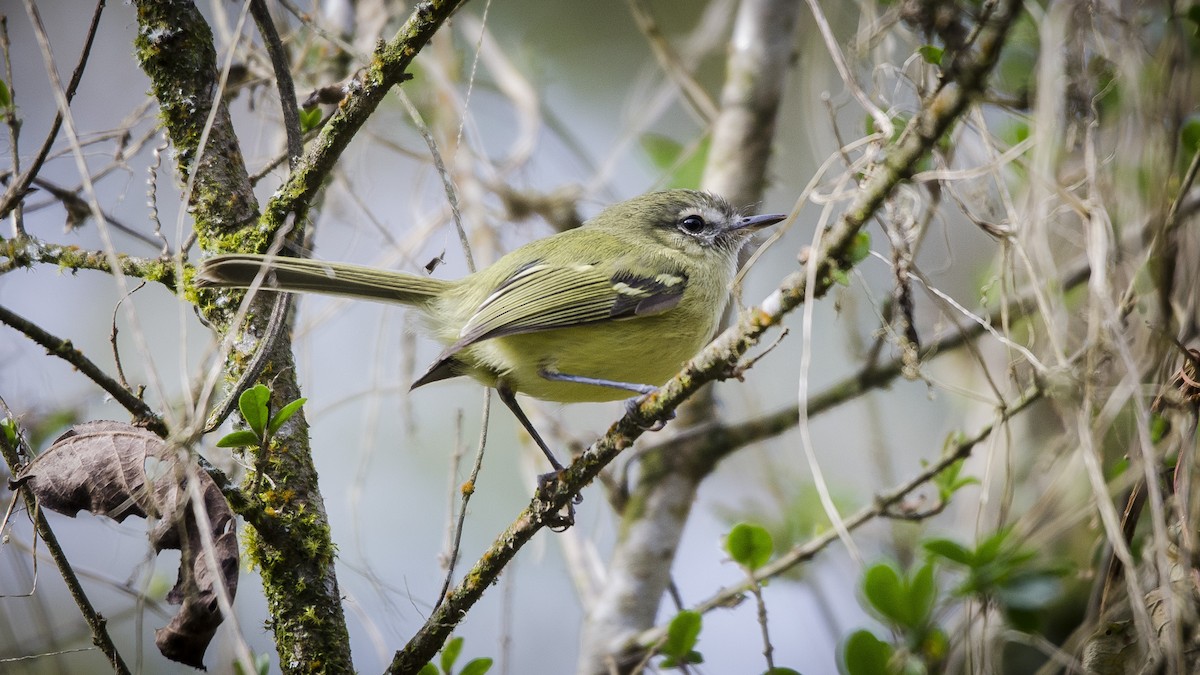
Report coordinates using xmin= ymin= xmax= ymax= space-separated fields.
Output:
xmin=679 ymin=215 xmax=706 ymax=234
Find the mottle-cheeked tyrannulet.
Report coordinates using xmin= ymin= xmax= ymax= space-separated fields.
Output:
xmin=195 ymin=189 xmax=785 ymax=479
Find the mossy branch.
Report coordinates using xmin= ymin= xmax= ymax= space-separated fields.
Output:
xmin=0 ymin=235 xmax=177 ymax=289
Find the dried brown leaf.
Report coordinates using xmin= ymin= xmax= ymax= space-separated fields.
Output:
xmin=13 ymin=421 xmax=237 ymax=669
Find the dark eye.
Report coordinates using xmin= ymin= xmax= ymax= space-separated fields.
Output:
xmin=679 ymin=215 xmax=706 ymax=234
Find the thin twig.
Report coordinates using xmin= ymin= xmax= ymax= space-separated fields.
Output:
xmin=249 ymin=0 xmax=303 ymax=166
xmin=628 ymin=388 xmax=1043 ymax=655
xmin=0 ymin=15 xmax=23 ymax=237
xmin=0 ymin=0 xmax=106 ymax=220
xmin=436 ymin=391 xmax=492 ymax=610
xmin=0 ymin=401 xmax=132 ymax=675
xmin=0 ymin=304 xmax=163 ymax=434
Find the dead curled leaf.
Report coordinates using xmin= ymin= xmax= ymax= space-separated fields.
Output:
xmin=11 ymin=421 xmax=237 ymax=669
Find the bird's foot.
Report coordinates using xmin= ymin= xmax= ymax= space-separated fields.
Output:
xmin=536 ymin=471 xmax=581 ymax=531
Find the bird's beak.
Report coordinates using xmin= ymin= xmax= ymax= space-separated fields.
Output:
xmin=726 ymin=212 xmax=788 ymax=234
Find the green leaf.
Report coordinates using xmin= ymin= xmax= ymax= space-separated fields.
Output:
xmin=441 ymin=636 xmax=464 ymax=673
xmin=663 ymin=610 xmax=702 ymax=659
xmin=726 ymin=522 xmax=773 ymax=571
xmin=640 ymin=133 xmax=711 ymax=190
xmin=299 ymin=107 xmax=322 ymax=133
xmin=933 ymin=458 xmax=978 ymax=501
xmin=907 ymin=562 xmax=937 ymax=628
xmin=917 ymin=45 xmax=943 ymax=66
xmin=847 ymin=232 xmax=872 ymax=265
xmin=238 ymin=384 xmax=270 ymax=438
xmin=417 ymin=665 xmax=439 ymax=675
xmin=923 ymin=539 xmax=973 ymax=566
xmin=841 ymin=630 xmax=893 ymax=675
xmin=764 ymin=668 xmax=803 ymax=675
xmin=831 ymin=268 xmax=851 ymax=286
xmin=975 ymin=528 xmax=1012 ymax=563
xmin=1150 ymin=413 xmax=1170 ymax=443
xmin=267 ymin=397 xmax=307 ymax=437
xmin=0 ymin=418 xmax=17 ymax=447
xmin=216 ymin=429 xmax=263 ymax=448
xmin=1182 ymin=115 xmax=1200 ymax=156
xmin=0 ymin=79 xmax=10 ymax=108
xmin=459 ymin=657 xmax=494 ymax=675
xmin=862 ymin=563 xmax=906 ymax=627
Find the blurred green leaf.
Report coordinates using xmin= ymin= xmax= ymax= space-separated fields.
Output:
xmin=863 ymin=563 xmax=906 ymax=626
xmin=923 ymin=539 xmax=973 ymax=566
xmin=918 ymin=45 xmax=943 ymax=65
xmin=640 ymin=133 xmax=710 ymax=189
xmin=841 ymin=630 xmax=893 ymax=675
xmin=417 ymin=665 xmax=439 ymax=675
xmin=726 ymin=522 xmax=773 ymax=571
xmin=0 ymin=79 xmax=10 ymax=108
xmin=1150 ymin=413 xmax=1170 ymax=443
xmin=0 ymin=418 xmax=16 ymax=448
xmin=459 ymin=657 xmax=494 ymax=675
xmin=847 ymin=232 xmax=872 ymax=265
xmin=299 ymin=107 xmax=322 ymax=133
xmin=908 ymin=563 xmax=937 ymax=628
xmin=662 ymin=610 xmax=702 ymax=661
xmin=232 ymin=652 xmax=271 ymax=675
xmin=441 ymin=636 xmax=464 ymax=673
xmin=267 ymin=397 xmax=307 ymax=437
xmin=216 ymin=429 xmax=261 ymax=448
xmin=1182 ymin=115 xmax=1200 ymax=155
xmin=764 ymin=668 xmax=803 ymax=675
xmin=933 ymin=458 xmax=978 ymax=501
xmin=238 ymin=384 xmax=270 ymax=438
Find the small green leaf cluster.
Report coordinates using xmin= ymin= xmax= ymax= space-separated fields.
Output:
xmin=299 ymin=107 xmax=322 ymax=133
xmin=418 ymin=636 xmax=492 ymax=675
xmin=841 ymin=528 xmax=1066 ymax=674
xmin=930 ymin=458 xmax=978 ymax=503
xmin=215 ymin=384 xmax=306 ymax=449
xmin=923 ymin=527 xmax=1066 ymax=630
xmin=842 ymin=560 xmax=944 ymax=675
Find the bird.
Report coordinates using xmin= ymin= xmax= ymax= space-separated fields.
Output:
xmin=195 ymin=189 xmax=785 ymax=492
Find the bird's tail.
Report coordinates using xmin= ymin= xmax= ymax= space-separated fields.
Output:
xmin=194 ymin=254 xmax=452 ymax=306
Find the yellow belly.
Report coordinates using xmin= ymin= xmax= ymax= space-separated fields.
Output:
xmin=457 ymin=313 xmax=713 ymax=402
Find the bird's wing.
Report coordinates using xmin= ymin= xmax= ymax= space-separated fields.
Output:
xmin=456 ymin=261 xmax=689 ymax=347
xmin=411 ymin=261 xmax=688 ymax=388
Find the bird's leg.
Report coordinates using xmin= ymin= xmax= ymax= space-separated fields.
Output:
xmin=537 ymin=368 xmax=675 ymax=431
xmin=537 ymin=368 xmax=657 ymax=395
xmin=495 ymin=385 xmax=579 ymax=530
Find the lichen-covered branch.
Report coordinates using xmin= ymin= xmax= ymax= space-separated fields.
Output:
xmin=0 ymin=235 xmax=177 ymax=287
